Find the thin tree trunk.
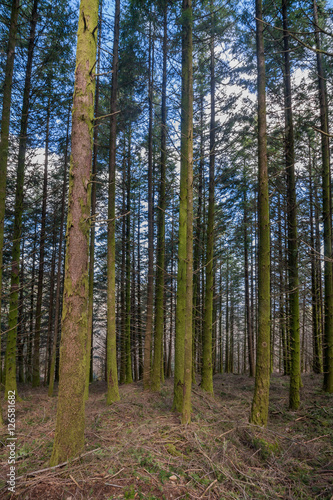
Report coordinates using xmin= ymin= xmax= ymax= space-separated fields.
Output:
xmin=152 ymin=5 xmax=167 ymax=392
xmin=143 ymin=15 xmax=155 ymax=390
xmin=44 ymin=219 xmax=56 ymax=385
xmin=17 ymin=237 xmax=25 ymax=384
xmin=48 ymin=108 xmax=70 ymax=397
xmin=250 ymin=0 xmax=271 ymax=426
xmin=86 ymin=0 xmax=103 ymax=399
xmin=50 ymin=0 xmax=99 ymax=465
xmin=202 ymin=2 xmax=215 ymax=395
xmin=244 ymin=174 xmax=255 ymax=377
xmin=125 ymin=129 xmax=133 ymax=384
xmin=32 ymin=97 xmax=50 ymax=387
xmin=313 ymin=0 xmax=333 ymax=393
xmin=5 ymin=0 xmax=39 ymax=398
xmin=106 ymin=0 xmax=120 ymax=403
xmin=309 ymin=149 xmax=323 ymax=373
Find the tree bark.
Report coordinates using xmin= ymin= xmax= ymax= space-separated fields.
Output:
xmin=282 ymin=0 xmax=300 ymax=409
xmin=0 ymin=0 xmax=20 ymax=395
xmin=250 ymin=0 xmax=271 ymax=426
xmin=180 ymin=0 xmax=193 ymax=424
xmin=313 ymin=0 xmax=333 ymax=393
xmin=50 ymin=0 xmax=99 ymax=464
xmin=202 ymin=2 xmax=215 ymax=395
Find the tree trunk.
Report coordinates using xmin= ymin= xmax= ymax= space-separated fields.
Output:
xmin=313 ymin=0 xmax=333 ymax=393
xmin=244 ymin=175 xmax=255 ymax=377
xmin=202 ymin=2 xmax=215 ymax=395
xmin=32 ymin=97 xmax=50 ymax=387
xmin=143 ymin=15 xmax=155 ymax=390
xmin=180 ymin=0 xmax=193 ymax=424
xmin=106 ymin=0 xmax=120 ymax=403
xmin=309 ymin=148 xmax=323 ymax=373
xmin=5 ymin=0 xmax=39 ymax=398
xmin=48 ymin=108 xmax=70 ymax=397
xmin=86 ymin=0 xmax=103 ymax=399
xmin=44 ymin=219 xmax=57 ymax=385
xmin=282 ymin=0 xmax=300 ymax=409
xmin=50 ymin=0 xmax=99 ymax=465
xmin=250 ymin=0 xmax=271 ymax=426
xmin=125 ymin=129 xmax=133 ymax=384
xmin=152 ymin=5 xmax=167 ymax=392
xmin=0 ymin=0 xmax=20 ymax=396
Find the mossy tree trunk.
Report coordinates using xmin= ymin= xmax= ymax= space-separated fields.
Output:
xmin=202 ymin=3 xmax=215 ymax=395
xmin=32 ymin=97 xmax=50 ymax=388
xmin=0 ymin=0 xmax=20 ymax=389
xmin=250 ymin=0 xmax=271 ymax=426
xmin=180 ymin=0 xmax=193 ymax=424
xmin=313 ymin=0 xmax=333 ymax=393
xmin=106 ymin=0 xmax=120 ymax=404
xmin=282 ymin=0 xmax=300 ymax=410
xmin=5 ymin=0 xmax=39 ymax=399
xmin=50 ymin=0 xmax=99 ymax=465
xmin=152 ymin=4 xmax=167 ymax=392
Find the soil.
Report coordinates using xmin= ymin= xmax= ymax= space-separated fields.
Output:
xmin=0 ymin=373 xmax=332 ymax=499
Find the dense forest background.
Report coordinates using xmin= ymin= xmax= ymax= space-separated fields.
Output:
xmin=0 ymin=0 xmax=333 ymax=496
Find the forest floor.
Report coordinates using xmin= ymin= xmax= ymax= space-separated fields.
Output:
xmin=0 ymin=374 xmax=332 ymax=499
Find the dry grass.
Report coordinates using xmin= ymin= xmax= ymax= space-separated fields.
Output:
xmin=0 ymin=374 xmax=332 ymax=499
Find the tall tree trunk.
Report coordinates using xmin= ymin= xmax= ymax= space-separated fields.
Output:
xmin=282 ymin=0 xmax=300 ymax=409
xmin=86 ymin=0 xmax=103 ymax=399
xmin=143 ymin=15 xmax=155 ymax=390
xmin=313 ymin=0 xmax=333 ymax=393
xmin=125 ymin=129 xmax=133 ymax=384
xmin=250 ymin=0 xmax=271 ymax=426
xmin=137 ymin=188 xmax=143 ymax=380
xmin=278 ymin=193 xmax=287 ymax=375
xmin=193 ymin=93 xmax=204 ymax=376
xmin=120 ymin=145 xmax=127 ymax=384
xmin=106 ymin=0 xmax=120 ymax=403
xmin=180 ymin=0 xmax=193 ymax=424
xmin=0 ymin=0 xmax=20 ymax=399
xmin=17 ymin=237 xmax=25 ymax=384
xmin=44 ymin=221 xmax=56 ymax=386
xmin=152 ymin=5 xmax=167 ymax=392
xmin=48 ymin=108 xmax=70 ymax=397
xmin=244 ymin=176 xmax=255 ymax=377
xmin=5 ymin=0 xmax=39 ymax=398
xmin=50 ymin=0 xmax=99 ymax=465
xmin=309 ymin=149 xmax=323 ymax=373
xmin=202 ymin=2 xmax=215 ymax=395
xmin=27 ymin=214 xmax=37 ymax=383
xmin=32 ymin=97 xmax=50 ymax=387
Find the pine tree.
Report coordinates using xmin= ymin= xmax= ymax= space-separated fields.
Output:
xmin=250 ymin=0 xmax=271 ymax=426
xmin=50 ymin=0 xmax=99 ymax=464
